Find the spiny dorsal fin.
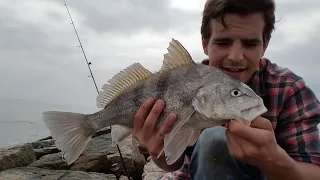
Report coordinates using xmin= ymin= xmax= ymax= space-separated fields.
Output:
xmin=96 ymin=63 xmax=153 ymax=108
xmin=160 ymin=39 xmax=193 ymax=72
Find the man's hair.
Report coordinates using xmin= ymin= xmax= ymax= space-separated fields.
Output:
xmin=201 ymin=0 xmax=276 ymax=44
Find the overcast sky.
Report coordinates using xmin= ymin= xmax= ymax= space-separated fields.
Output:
xmin=0 ymin=0 xmax=319 ymax=111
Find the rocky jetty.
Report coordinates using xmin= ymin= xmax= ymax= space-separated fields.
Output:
xmin=0 ymin=128 xmax=167 ymax=180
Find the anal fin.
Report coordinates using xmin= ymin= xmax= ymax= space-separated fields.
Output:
xmin=111 ymin=125 xmax=145 ymax=163
xmin=111 ymin=125 xmax=132 ymax=146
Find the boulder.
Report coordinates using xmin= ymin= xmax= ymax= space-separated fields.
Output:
xmin=82 ymin=133 xmax=117 ymax=155
xmin=28 ymin=139 xmax=55 ymax=149
xmin=0 ymin=166 xmax=127 ymax=180
xmin=33 ymin=147 xmax=60 ymax=160
xmin=0 ymin=144 xmax=36 ymax=171
xmin=29 ymin=152 xmax=72 ymax=170
xmin=0 ymin=127 xmax=167 ymax=180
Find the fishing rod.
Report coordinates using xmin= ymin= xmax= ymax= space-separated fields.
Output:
xmin=62 ymin=1 xmax=131 ymax=179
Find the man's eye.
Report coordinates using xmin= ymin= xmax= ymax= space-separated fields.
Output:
xmin=244 ymin=42 xmax=260 ymax=48
xmin=215 ymin=42 xmax=230 ymax=46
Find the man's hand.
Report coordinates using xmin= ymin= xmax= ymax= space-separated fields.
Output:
xmin=132 ymin=98 xmax=184 ymax=171
xmin=132 ymin=98 xmax=177 ymax=157
xmin=225 ymin=116 xmax=320 ymax=180
xmin=225 ymin=116 xmax=284 ymax=167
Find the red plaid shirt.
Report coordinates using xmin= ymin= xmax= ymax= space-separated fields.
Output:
xmin=159 ymin=58 xmax=320 ymax=179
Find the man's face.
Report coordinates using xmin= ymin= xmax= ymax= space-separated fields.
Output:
xmin=202 ymin=13 xmax=269 ymax=84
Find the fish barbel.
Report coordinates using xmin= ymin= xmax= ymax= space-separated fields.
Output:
xmin=42 ymin=39 xmax=268 ymax=166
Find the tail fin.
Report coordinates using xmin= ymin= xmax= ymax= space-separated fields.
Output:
xmin=42 ymin=111 xmax=95 ymax=165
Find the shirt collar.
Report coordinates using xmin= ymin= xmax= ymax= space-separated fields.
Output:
xmin=247 ymin=58 xmax=268 ymax=97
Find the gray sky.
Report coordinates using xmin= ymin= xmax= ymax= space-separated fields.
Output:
xmin=0 ymin=0 xmax=319 ymax=111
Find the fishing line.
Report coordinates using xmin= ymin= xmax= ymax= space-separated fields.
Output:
xmin=63 ymin=1 xmax=131 ymax=179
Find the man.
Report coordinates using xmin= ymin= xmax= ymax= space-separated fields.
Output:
xmin=132 ymin=0 xmax=320 ymax=179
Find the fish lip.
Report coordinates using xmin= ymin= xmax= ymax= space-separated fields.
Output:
xmin=241 ymin=104 xmax=268 ymax=121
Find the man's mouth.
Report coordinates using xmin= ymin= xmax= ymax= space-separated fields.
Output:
xmin=222 ymin=67 xmax=246 ymax=73
xmin=222 ymin=67 xmax=246 ymax=79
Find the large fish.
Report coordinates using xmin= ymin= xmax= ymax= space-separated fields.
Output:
xmin=42 ymin=39 xmax=268 ymax=166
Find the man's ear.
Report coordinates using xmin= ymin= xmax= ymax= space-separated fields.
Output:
xmin=202 ymin=36 xmax=209 ymax=55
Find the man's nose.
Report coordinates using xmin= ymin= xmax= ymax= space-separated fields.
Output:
xmin=228 ymin=42 xmax=244 ymax=62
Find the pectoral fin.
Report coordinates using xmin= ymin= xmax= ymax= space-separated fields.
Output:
xmin=187 ymin=129 xmax=201 ymax=146
xmin=163 ymin=129 xmax=201 ymax=165
xmin=157 ymin=111 xmax=195 ymax=159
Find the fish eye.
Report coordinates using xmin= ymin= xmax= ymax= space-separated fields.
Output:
xmin=231 ymin=89 xmax=241 ymax=97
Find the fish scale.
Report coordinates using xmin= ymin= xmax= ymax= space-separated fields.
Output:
xmin=41 ymin=39 xmax=268 ymax=166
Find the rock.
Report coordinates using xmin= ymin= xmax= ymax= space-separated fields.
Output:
xmin=29 ymin=152 xmax=71 ymax=170
xmin=117 ymin=135 xmax=146 ymax=164
xmin=0 ymin=126 xmax=167 ymax=180
xmin=0 ymin=166 xmax=124 ymax=180
xmin=0 ymin=144 xmax=36 ymax=171
xmin=70 ymin=153 xmax=109 ymax=173
xmin=111 ymin=134 xmax=146 ymax=180
xmin=70 ymin=150 xmax=142 ymax=179
xmin=83 ymin=133 xmax=117 ymax=155
xmin=28 ymin=139 xmax=55 ymax=149
xmin=142 ymin=158 xmax=166 ymax=180
xmin=26 ymin=138 xmax=58 ymax=160
xmin=107 ymin=153 xmax=136 ymax=178
xmin=78 ymin=133 xmax=145 ymax=179
xmin=37 ymin=136 xmax=52 ymax=141
xmin=33 ymin=147 xmax=60 ymax=160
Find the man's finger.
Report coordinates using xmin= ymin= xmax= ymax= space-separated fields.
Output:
xmin=143 ymin=100 xmax=165 ymax=134
xmin=134 ymin=97 xmax=155 ymax=130
xmin=228 ymin=120 xmax=269 ymax=144
xmin=154 ymin=113 xmax=177 ymax=144
xmin=226 ymin=129 xmax=245 ymax=156
xmin=148 ymin=113 xmax=177 ymax=157
xmin=250 ymin=116 xmax=273 ymax=131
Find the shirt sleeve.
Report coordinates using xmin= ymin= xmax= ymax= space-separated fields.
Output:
xmin=277 ymin=78 xmax=320 ymax=167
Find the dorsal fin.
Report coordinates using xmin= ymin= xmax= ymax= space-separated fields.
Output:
xmin=96 ymin=63 xmax=153 ymax=108
xmin=160 ymin=39 xmax=193 ymax=72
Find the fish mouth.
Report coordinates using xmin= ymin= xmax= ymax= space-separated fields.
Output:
xmin=241 ymin=104 xmax=268 ymax=121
